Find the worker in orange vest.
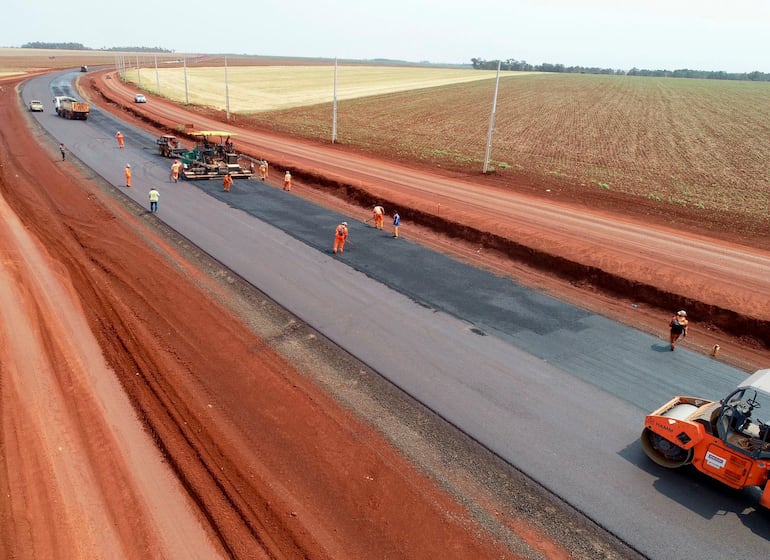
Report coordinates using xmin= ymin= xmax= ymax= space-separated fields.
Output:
xmin=223 ymin=172 xmax=233 ymax=192
xmin=116 ymin=131 xmax=125 ymax=148
xmin=333 ymin=221 xmax=349 ymax=254
xmin=170 ymin=159 xmax=182 ymax=183
xmin=124 ymin=163 xmax=132 ymax=187
xmin=283 ymin=170 xmax=292 ymax=191
xmin=372 ymin=204 xmax=385 ymax=230
xmin=259 ymin=160 xmax=268 ymax=181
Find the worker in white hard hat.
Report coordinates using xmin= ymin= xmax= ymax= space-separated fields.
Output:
xmin=124 ymin=163 xmax=132 ymax=187
xmin=116 ymin=131 xmax=125 ymax=148
xmin=372 ymin=203 xmax=385 ymax=230
xmin=333 ymin=221 xmax=349 ymax=254
xmin=669 ymin=310 xmax=688 ymax=351
xmin=283 ymin=170 xmax=292 ymax=191
xmin=170 ymin=159 xmax=181 ymax=183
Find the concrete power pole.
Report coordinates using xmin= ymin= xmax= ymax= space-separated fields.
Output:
xmin=224 ymin=56 xmax=230 ymax=121
xmin=332 ymin=58 xmax=338 ymax=144
xmin=482 ymin=60 xmax=502 ymax=174
xmin=183 ymin=56 xmax=189 ymax=105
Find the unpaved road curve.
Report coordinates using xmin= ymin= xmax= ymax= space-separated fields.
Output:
xmin=89 ymin=72 xmax=770 ymax=359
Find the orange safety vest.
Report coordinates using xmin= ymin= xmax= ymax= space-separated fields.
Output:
xmin=336 ymin=225 xmax=348 ymax=237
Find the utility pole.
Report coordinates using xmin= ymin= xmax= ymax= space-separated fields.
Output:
xmin=331 ymin=58 xmax=338 ymax=143
xmin=224 ymin=56 xmax=230 ymax=121
xmin=482 ymin=60 xmax=502 ymax=174
xmin=183 ymin=56 xmax=189 ymax=105
xmin=154 ymin=55 xmax=160 ymax=95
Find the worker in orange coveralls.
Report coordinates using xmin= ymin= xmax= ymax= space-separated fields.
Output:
xmin=333 ymin=221 xmax=349 ymax=254
xmin=116 ymin=131 xmax=125 ymax=148
xmin=223 ymin=172 xmax=233 ymax=192
xmin=124 ymin=164 xmax=132 ymax=187
xmin=259 ymin=160 xmax=268 ymax=181
xmin=170 ymin=159 xmax=182 ymax=183
xmin=372 ymin=204 xmax=385 ymax=230
xmin=283 ymin=170 xmax=292 ymax=191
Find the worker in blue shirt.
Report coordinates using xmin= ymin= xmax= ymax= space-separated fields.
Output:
xmin=392 ymin=210 xmax=400 ymax=238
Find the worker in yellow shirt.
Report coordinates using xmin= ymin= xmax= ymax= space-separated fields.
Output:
xmin=148 ymin=187 xmax=160 ymax=212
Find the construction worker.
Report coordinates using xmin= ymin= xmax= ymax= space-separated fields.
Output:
xmin=392 ymin=210 xmax=400 ymax=238
xmin=333 ymin=221 xmax=349 ymax=254
xmin=170 ymin=159 xmax=182 ymax=183
xmin=259 ymin=160 xmax=268 ymax=181
xmin=148 ymin=187 xmax=160 ymax=213
xmin=116 ymin=131 xmax=125 ymax=148
xmin=124 ymin=164 xmax=132 ymax=187
xmin=372 ymin=204 xmax=385 ymax=230
xmin=669 ymin=310 xmax=689 ymax=351
xmin=223 ymin=172 xmax=233 ymax=192
xmin=59 ymin=143 xmax=66 ymax=161
xmin=283 ymin=170 xmax=292 ymax=191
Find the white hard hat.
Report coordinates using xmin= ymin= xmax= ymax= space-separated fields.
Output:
xmin=342 ymin=222 xmax=348 ymax=226
xmin=677 ymin=310 xmax=687 ymax=316
xmin=126 ymin=164 xmax=130 ymax=167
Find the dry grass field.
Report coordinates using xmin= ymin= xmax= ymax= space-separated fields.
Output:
xmin=123 ymin=65 xmax=502 ymax=111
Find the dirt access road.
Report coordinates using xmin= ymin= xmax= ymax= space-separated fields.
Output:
xmin=0 ymin=73 xmax=646 ymax=558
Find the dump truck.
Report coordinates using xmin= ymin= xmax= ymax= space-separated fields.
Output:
xmin=55 ymin=96 xmax=90 ymax=120
xmin=642 ymin=368 xmax=770 ymax=508
xmin=179 ymin=131 xmax=252 ymax=180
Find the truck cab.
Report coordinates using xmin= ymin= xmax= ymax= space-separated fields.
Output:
xmin=53 ymin=96 xmax=77 ymax=115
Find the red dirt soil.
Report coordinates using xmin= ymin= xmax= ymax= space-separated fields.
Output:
xmin=0 ymin=75 xmax=547 ymax=559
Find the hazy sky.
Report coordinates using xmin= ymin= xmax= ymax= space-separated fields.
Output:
xmin=5 ymin=0 xmax=769 ymax=72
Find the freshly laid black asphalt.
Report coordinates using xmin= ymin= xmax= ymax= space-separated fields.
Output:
xmin=21 ymin=71 xmax=770 ymax=559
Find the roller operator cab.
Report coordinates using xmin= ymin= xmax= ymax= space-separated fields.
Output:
xmin=642 ymin=368 xmax=770 ymax=508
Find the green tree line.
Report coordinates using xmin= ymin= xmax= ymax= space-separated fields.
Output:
xmin=470 ymin=57 xmax=770 ymax=82
xmin=21 ymin=42 xmax=172 ymax=53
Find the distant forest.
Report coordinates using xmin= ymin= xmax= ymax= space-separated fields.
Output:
xmin=471 ymin=58 xmax=770 ymax=82
xmin=21 ymin=42 xmax=172 ymax=53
